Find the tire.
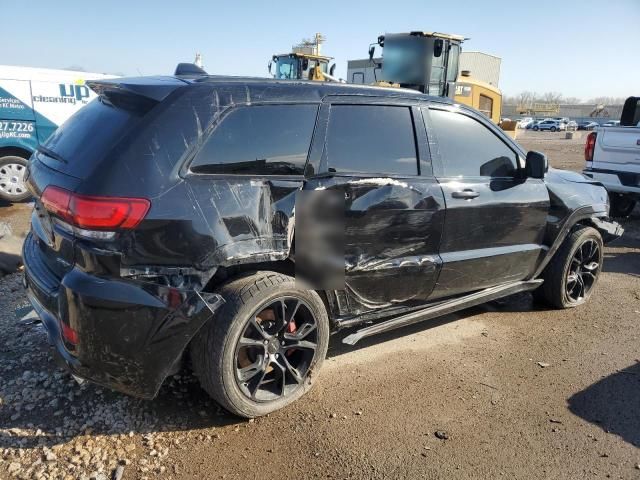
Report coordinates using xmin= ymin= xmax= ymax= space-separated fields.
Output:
xmin=0 ymin=156 xmax=30 ymax=202
xmin=190 ymin=271 xmax=330 ymax=418
xmin=536 ymin=226 xmax=603 ymax=309
xmin=550 ymin=126 xmax=557 ymax=132
xmin=533 ymin=126 xmax=539 ymax=131
xmin=609 ymin=193 xmax=636 ymax=218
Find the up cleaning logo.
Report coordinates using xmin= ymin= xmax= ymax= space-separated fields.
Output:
xmin=33 ymin=79 xmax=90 ymax=105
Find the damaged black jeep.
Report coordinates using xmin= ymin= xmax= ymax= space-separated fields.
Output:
xmin=22 ymin=75 xmax=622 ymax=417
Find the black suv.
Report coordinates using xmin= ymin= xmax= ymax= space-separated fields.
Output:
xmin=23 ymin=75 xmax=622 ymax=418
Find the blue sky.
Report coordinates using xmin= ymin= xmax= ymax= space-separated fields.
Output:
xmin=5 ymin=0 xmax=639 ymax=99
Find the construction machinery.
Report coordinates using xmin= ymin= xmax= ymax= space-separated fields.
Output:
xmin=454 ymin=70 xmax=502 ymax=124
xmin=516 ymin=102 xmax=560 ymax=117
xmin=269 ymin=33 xmax=340 ymax=82
xmin=361 ymin=31 xmax=502 ymax=123
xmin=589 ymin=104 xmax=610 ymax=118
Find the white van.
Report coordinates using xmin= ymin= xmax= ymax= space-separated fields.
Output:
xmin=0 ymin=65 xmax=114 ymax=201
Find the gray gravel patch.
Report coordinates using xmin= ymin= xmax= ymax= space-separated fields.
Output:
xmin=0 ymin=273 xmax=235 ymax=480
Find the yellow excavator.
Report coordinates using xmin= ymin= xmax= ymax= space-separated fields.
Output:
xmin=269 ymin=33 xmax=341 ymax=82
xmin=367 ymin=31 xmax=502 ymax=124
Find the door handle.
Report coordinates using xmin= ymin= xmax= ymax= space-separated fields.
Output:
xmin=451 ymin=189 xmax=480 ymax=199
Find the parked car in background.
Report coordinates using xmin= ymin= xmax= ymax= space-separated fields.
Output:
xmin=583 ymin=96 xmax=640 ymax=217
xmin=601 ymin=120 xmax=621 ymax=127
xmin=566 ymin=121 xmax=578 ymax=131
xmin=0 ymin=65 xmax=114 ymax=202
xmin=533 ymin=119 xmax=566 ymax=131
xmin=577 ymin=121 xmax=599 ymax=131
xmin=553 ymin=117 xmax=570 ymax=124
xmin=22 ymin=74 xmax=622 ymax=417
xmin=526 ymin=119 xmax=542 ymax=130
xmin=518 ymin=117 xmax=534 ymax=129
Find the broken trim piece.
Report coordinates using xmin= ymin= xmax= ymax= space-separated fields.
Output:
xmin=342 ymin=279 xmax=543 ymax=345
xmin=531 ymin=206 xmax=620 ymax=279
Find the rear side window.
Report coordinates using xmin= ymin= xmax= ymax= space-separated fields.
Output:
xmin=38 ymin=99 xmax=136 ymax=179
xmin=325 ymin=105 xmax=418 ymax=175
xmin=190 ymin=104 xmax=318 ymax=175
xmin=428 ymin=109 xmax=517 ymax=178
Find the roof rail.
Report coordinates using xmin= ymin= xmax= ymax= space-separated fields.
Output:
xmin=174 ymin=63 xmax=207 ymax=76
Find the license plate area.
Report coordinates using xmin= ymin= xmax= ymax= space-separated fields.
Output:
xmin=32 ymin=199 xmax=56 ymax=247
xmin=29 ymin=201 xmax=75 ymax=278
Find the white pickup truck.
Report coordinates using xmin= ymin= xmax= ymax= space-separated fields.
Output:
xmin=583 ymin=96 xmax=640 ymax=217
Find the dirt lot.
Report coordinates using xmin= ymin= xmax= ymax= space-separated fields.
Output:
xmin=0 ymin=131 xmax=639 ymax=480
xmin=516 ymin=129 xmax=588 ymax=172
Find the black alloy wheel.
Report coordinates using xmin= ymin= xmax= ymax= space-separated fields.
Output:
xmin=234 ymin=297 xmax=319 ymax=402
xmin=565 ymin=238 xmax=600 ymax=303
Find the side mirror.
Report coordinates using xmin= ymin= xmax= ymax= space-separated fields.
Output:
xmin=368 ymin=45 xmax=375 ymax=61
xmin=329 ymin=63 xmax=336 ymax=76
xmin=267 ymin=60 xmax=272 ymax=75
xmin=525 ymin=151 xmax=548 ymax=179
xmin=434 ymin=38 xmax=444 ymax=58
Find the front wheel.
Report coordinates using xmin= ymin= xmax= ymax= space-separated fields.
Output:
xmin=190 ymin=272 xmax=330 ymax=418
xmin=536 ymin=226 xmax=603 ymax=309
xmin=533 ymin=126 xmax=539 ymax=131
xmin=0 ymin=156 xmax=30 ymax=202
xmin=550 ymin=126 xmax=557 ymax=132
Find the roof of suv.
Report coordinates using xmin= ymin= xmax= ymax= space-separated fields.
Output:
xmin=186 ymin=75 xmax=452 ymax=102
xmin=90 ymin=74 xmax=454 ymax=106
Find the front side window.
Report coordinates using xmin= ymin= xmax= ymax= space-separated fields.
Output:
xmin=190 ymin=104 xmax=318 ymax=175
xmin=428 ymin=109 xmax=518 ymax=178
xmin=325 ymin=105 xmax=418 ymax=175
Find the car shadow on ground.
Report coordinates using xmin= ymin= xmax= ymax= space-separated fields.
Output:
xmin=604 ymin=251 xmax=640 ymax=277
xmin=568 ymin=361 xmax=640 ymax=448
xmin=1 ymin=290 xmax=544 ymax=451
xmin=603 ymin=227 xmax=640 ymax=277
xmin=328 ymin=291 xmax=544 ymax=358
xmin=0 ymin=356 xmax=240 ymax=450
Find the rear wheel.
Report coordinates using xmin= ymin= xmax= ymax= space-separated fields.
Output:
xmin=190 ymin=272 xmax=329 ymax=418
xmin=536 ymin=226 xmax=603 ymax=309
xmin=0 ymin=156 xmax=30 ymax=202
xmin=609 ymin=193 xmax=636 ymax=218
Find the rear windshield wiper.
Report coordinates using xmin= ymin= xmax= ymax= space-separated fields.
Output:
xmin=37 ymin=145 xmax=68 ymax=164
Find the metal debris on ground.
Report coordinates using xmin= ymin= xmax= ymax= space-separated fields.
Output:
xmin=434 ymin=431 xmax=449 ymax=440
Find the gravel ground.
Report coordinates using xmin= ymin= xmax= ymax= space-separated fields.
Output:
xmin=0 ymin=132 xmax=639 ymax=479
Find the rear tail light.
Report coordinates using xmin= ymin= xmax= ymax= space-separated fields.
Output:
xmin=60 ymin=320 xmax=79 ymax=346
xmin=584 ymin=132 xmax=597 ymax=163
xmin=41 ymin=186 xmax=150 ymax=230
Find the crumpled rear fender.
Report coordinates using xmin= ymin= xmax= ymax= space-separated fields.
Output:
xmin=27 ymin=263 xmax=224 ymax=399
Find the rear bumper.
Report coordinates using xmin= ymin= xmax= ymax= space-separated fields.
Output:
xmin=22 ymin=233 xmax=224 ymax=399
xmin=582 ymin=169 xmax=640 ymax=197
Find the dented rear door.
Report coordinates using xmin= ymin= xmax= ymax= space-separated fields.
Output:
xmin=304 ymin=97 xmax=445 ymax=312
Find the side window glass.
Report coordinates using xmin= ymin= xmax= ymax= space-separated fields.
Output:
xmin=190 ymin=104 xmax=318 ymax=175
xmin=326 ymin=105 xmax=418 ymax=175
xmin=428 ymin=109 xmax=518 ymax=178
xmin=478 ymin=94 xmax=493 ymax=119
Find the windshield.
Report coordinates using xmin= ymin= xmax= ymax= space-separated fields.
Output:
xmin=275 ymin=57 xmax=300 ymax=79
xmin=382 ymin=37 xmax=428 ymax=85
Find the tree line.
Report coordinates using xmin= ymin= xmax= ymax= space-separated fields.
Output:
xmin=503 ymin=91 xmax=627 ymax=106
